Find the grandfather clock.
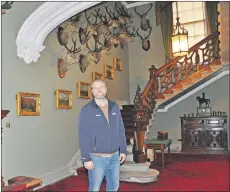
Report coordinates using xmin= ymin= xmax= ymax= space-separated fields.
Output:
xmin=1 ymin=110 xmax=10 ymax=187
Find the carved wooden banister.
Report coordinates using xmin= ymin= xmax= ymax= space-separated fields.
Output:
xmin=130 ymin=31 xmax=220 ymax=164
xmin=135 ymin=31 xmax=220 ymax=108
xmin=156 ymin=31 xmax=220 ymax=75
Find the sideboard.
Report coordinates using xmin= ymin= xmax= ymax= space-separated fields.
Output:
xmin=180 ymin=115 xmax=228 ymax=152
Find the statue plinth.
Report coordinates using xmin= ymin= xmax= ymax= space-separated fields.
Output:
xmin=196 ymin=106 xmax=212 ymax=116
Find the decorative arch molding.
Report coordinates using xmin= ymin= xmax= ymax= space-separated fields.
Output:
xmin=16 ymin=1 xmax=101 ymax=64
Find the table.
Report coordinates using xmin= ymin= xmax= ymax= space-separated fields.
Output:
xmin=144 ymin=138 xmax=172 ymax=168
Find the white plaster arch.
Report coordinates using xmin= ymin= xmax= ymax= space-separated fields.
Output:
xmin=16 ymin=1 xmax=101 ymax=64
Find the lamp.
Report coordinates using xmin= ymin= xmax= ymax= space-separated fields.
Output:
xmin=172 ymin=2 xmax=189 ymax=57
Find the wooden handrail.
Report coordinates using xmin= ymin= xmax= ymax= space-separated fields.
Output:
xmin=136 ymin=31 xmax=220 ymax=109
xmin=156 ymin=31 xmax=219 ymax=75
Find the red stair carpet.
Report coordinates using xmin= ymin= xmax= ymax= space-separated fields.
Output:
xmin=39 ymin=154 xmax=229 ymax=191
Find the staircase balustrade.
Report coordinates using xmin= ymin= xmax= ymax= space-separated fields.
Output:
xmin=121 ymin=31 xmax=222 ymax=163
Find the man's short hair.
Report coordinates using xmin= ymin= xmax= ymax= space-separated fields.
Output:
xmin=91 ymin=79 xmax=106 ymax=88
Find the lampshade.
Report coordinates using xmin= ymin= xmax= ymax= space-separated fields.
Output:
xmin=172 ymin=2 xmax=189 ymax=57
xmin=172 ymin=33 xmax=189 ymax=57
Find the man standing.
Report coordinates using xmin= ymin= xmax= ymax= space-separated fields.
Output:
xmin=78 ymin=79 xmax=127 ymax=191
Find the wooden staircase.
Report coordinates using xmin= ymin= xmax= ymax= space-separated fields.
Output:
xmin=121 ymin=31 xmax=227 ymax=163
xmin=155 ymin=59 xmax=222 ymax=106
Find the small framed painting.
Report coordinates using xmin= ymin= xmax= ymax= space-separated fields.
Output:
xmin=55 ymin=89 xmax=72 ymax=109
xmin=104 ymin=64 xmax=114 ymax=80
xmin=77 ymin=81 xmax=91 ymax=99
xmin=16 ymin=92 xmax=40 ymax=116
xmin=92 ymin=72 xmax=104 ymax=81
xmin=113 ymin=56 xmax=123 ymax=71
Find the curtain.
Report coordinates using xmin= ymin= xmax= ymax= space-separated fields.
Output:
xmin=206 ymin=2 xmax=219 ymax=57
xmin=156 ymin=2 xmax=173 ymax=64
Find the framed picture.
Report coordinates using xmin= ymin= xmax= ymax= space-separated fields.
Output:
xmin=77 ymin=81 xmax=91 ymax=99
xmin=16 ymin=92 xmax=40 ymax=116
xmin=55 ymin=89 xmax=72 ymax=109
xmin=104 ymin=64 xmax=114 ymax=80
xmin=113 ymin=56 xmax=123 ymax=71
xmin=92 ymin=72 xmax=104 ymax=81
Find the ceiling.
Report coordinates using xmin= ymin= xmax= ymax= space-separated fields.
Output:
xmin=121 ymin=1 xmax=151 ymax=9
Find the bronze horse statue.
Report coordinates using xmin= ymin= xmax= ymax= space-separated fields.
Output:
xmin=196 ymin=93 xmax=210 ymax=107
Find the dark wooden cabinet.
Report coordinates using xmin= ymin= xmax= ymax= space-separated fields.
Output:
xmin=121 ymin=105 xmax=149 ymax=163
xmin=180 ymin=116 xmax=228 ymax=152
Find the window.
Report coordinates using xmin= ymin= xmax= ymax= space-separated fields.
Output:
xmin=172 ymin=2 xmax=207 ymax=48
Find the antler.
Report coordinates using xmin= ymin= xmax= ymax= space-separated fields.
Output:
xmin=69 ymin=13 xmax=82 ymax=23
xmin=103 ymin=32 xmax=112 ymax=48
xmin=126 ymin=26 xmax=136 ymax=37
xmin=144 ymin=26 xmax=152 ymax=40
xmin=85 ymin=10 xmax=99 ymax=26
xmin=134 ymin=3 xmax=153 ymax=18
xmin=120 ymin=3 xmax=132 ymax=18
xmin=91 ymin=8 xmax=101 ymax=24
xmin=105 ymin=5 xmax=113 ymax=19
xmin=115 ymin=2 xmax=123 ymax=17
xmin=64 ymin=37 xmax=81 ymax=54
xmin=136 ymin=28 xmax=144 ymax=40
xmin=86 ymin=35 xmax=103 ymax=53
xmin=136 ymin=27 xmax=152 ymax=40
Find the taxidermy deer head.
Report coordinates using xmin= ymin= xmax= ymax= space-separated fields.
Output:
xmin=86 ymin=35 xmax=102 ymax=61
xmin=99 ymin=32 xmax=113 ymax=55
xmin=105 ymin=5 xmax=120 ymax=28
xmin=96 ymin=9 xmax=113 ymax=31
xmin=118 ymin=26 xmax=136 ymax=43
xmin=57 ymin=47 xmax=79 ymax=78
xmin=78 ymin=27 xmax=91 ymax=45
xmin=137 ymin=27 xmax=152 ymax=51
xmin=107 ymin=29 xmax=121 ymax=45
xmin=134 ymin=3 xmax=152 ymax=31
xmin=115 ymin=3 xmax=133 ymax=25
xmin=115 ymin=2 xmax=127 ymax=25
xmin=57 ymin=27 xmax=81 ymax=78
xmin=57 ymin=14 xmax=81 ymax=44
xmin=78 ymin=51 xmax=101 ymax=73
xmin=85 ymin=10 xmax=101 ymax=36
xmin=78 ymin=35 xmax=102 ymax=73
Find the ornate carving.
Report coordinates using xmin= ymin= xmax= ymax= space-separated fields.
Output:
xmin=16 ymin=2 xmax=100 ymax=64
xmin=155 ymin=31 xmax=220 ymax=97
xmin=133 ymin=84 xmax=143 ymax=109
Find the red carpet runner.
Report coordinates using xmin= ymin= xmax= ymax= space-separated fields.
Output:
xmin=39 ymin=154 xmax=229 ymax=191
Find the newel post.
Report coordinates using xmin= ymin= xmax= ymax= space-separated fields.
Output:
xmin=148 ymin=65 xmax=157 ymax=79
xmin=148 ymin=65 xmax=158 ymax=97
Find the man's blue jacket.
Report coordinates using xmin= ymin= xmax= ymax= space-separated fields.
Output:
xmin=78 ymin=99 xmax=127 ymax=162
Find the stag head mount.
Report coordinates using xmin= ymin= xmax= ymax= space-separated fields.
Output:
xmin=57 ymin=48 xmax=79 ymax=78
xmin=56 ymin=2 xmax=136 ymax=74
xmin=1 ymin=1 xmax=14 ymax=14
xmin=134 ymin=3 xmax=153 ymax=32
xmin=136 ymin=27 xmax=152 ymax=51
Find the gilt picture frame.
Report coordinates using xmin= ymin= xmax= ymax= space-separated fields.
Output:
xmin=16 ymin=92 xmax=40 ymax=116
xmin=104 ymin=64 xmax=114 ymax=80
xmin=113 ymin=56 xmax=123 ymax=71
xmin=55 ymin=89 xmax=72 ymax=109
xmin=77 ymin=81 xmax=91 ymax=99
xmin=92 ymin=72 xmax=104 ymax=81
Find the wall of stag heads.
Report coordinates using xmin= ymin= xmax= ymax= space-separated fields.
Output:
xmin=56 ymin=2 xmax=153 ymax=77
